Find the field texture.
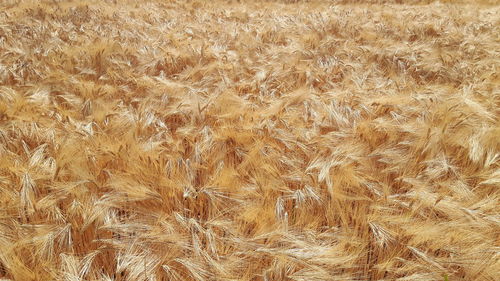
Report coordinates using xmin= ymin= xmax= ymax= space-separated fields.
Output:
xmin=0 ymin=0 xmax=499 ymax=280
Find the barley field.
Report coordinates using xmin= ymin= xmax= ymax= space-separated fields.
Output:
xmin=0 ymin=0 xmax=499 ymax=280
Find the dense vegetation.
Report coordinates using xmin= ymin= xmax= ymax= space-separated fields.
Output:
xmin=0 ymin=0 xmax=498 ymax=280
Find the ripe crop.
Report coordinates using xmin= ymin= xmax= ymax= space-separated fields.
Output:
xmin=0 ymin=0 xmax=498 ymax=280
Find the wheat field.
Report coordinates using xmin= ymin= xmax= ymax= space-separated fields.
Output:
xmin=0 ymin=0 xmax=499 ymax=280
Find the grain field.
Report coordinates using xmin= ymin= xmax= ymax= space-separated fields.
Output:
xmin=0 ymin=0 xmax=499 ymax=280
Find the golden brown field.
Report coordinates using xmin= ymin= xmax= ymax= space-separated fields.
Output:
xmin=0 ymin=0 xmax=499 ymax=280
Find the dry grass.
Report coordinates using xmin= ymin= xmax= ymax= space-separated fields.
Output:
xmin=0 ymin=0 xmax=499 ymax=280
